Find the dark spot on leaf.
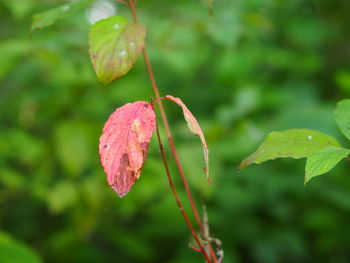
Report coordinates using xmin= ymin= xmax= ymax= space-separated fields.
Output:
xmin=119 ymin=154 xmax=130 ymax=173
xmin=117 ymin=154 xmax=133 ymax=195
xmin=140 ymin=142 xmax=149 ymax=159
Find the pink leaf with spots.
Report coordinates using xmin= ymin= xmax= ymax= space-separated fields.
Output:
xmin=163 ymin=95 xmax=210 ymax=181
xmin=99 ymin=101 xmax=156 ymax=197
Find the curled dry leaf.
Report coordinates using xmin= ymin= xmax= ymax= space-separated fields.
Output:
xmin=163 ymin=95 xmax=210 ymax=181
xmin=99 ymin=101 xmax=156 ymax=197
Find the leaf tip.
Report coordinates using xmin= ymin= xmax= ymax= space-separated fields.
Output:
xmin=238 ymin=159 xmax=248 ymax=170
xmin=206 ymin=176 xmax=211 ymax=184
xmin=98 ymin=78 xmax=110 ymax=85
xmin=109 ymin=182 xmax=132 ymax=198
xmin=117 ymin=192 xmax=127 ymax=198
xmin=163 ymin=95 xmax=210 ymax=182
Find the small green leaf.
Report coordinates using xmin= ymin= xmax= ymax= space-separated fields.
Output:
xmin=335 ymin=99 xmax=350 ymax=141
xmin=240 ymin=129 xmax=340 ymax=169
xmin=0 ymin=231 xmax=42 ymax=263
xmin=31 ymin=0 xmax=96 ymax=32
xmin=89 ymin=16 xmax=145 ymax=84
xmin=305 ymin=146 xmax=350 ymax=184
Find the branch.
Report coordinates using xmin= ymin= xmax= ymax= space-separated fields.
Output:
xmin=154 ymin=119 xmax=212 ymax=263
xmin=128 ymin=1 xmax=218 ymax=262
xmin=128 ymin=0 xmax=203 ymax=231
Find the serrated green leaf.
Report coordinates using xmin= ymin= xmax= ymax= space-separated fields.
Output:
xmin=305 ymin=146 xmax=350 ymax=184
xmin=335 ymin=99 xmax=350 ymax=141
xmin=89 ymin=16 xmax=145 ymax=84
xmin=240 ymin=129 xmax=340 ymax=169
xmin=31 ymin=0 xmax=96 ymax=32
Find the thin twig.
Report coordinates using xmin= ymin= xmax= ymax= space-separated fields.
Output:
xmin=127 ymin=1 xmax=218 ymax=262
xmin=154 ymin=119 xmax=212 ymax=263
xmin=127 ymin=0 xmax=203 ymax=230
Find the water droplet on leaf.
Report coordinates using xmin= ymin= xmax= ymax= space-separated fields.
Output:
xmin=62 ymin=5 xmax=70 ymax=11
xmin=119 ymin=51 xmax=127 ymax=57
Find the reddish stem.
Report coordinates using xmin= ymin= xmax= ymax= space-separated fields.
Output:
xmin=151 ymin=99 xmax=218 ymax=262
xmin=128 ymin=1 xmax=218 ymax=262
xmin=209 ymin=245 xmax=219 ymax=262
xmin=154 ymin=120 xmax=212 ymax=263
xmin=128 ymin=0 xmax=203 ymax=231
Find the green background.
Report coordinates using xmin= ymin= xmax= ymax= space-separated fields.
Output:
xmin=1 ymin=0 xmax=350 ymax=262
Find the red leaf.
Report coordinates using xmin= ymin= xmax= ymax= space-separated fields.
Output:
xmin=163 ymin=95 xmax=210 ymax=181
xmin=99 ymin=101 xmax=156 ymax=197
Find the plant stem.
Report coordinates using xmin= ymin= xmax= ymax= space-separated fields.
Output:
xmin=127 ymin=1 xmax=218 ymax=262
xmin=127 ymin=0 xmax=203 ymax=231
xmin=152 ymin=97 xmax=219 ymax=263
xmin=154 ymin=120 xmax=212 ymax=263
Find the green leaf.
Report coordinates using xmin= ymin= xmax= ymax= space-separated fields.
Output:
xmin=335 ymin=99 xmax=350 ymax=141
xmin=240 ymin=129 xmax=340 ymax=169
xmin=305 ymin=146 xmax=350 ymax=184
xmin=4 ymin=0 xmax=33 ymax=20
xmin=89 ymin=16 xmax=145 ymax=84
xmin=31 ymin=0 xmax=96 ymax=32
xmin=0 ymin=231 xmax=42 ymax=263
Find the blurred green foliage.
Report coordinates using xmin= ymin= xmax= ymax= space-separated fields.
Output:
xmin=1 ymin=0 xmax=350 ymax=262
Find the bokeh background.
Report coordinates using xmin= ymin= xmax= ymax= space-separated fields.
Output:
xmin=1 ymin=0 xmax=350 ymax=262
